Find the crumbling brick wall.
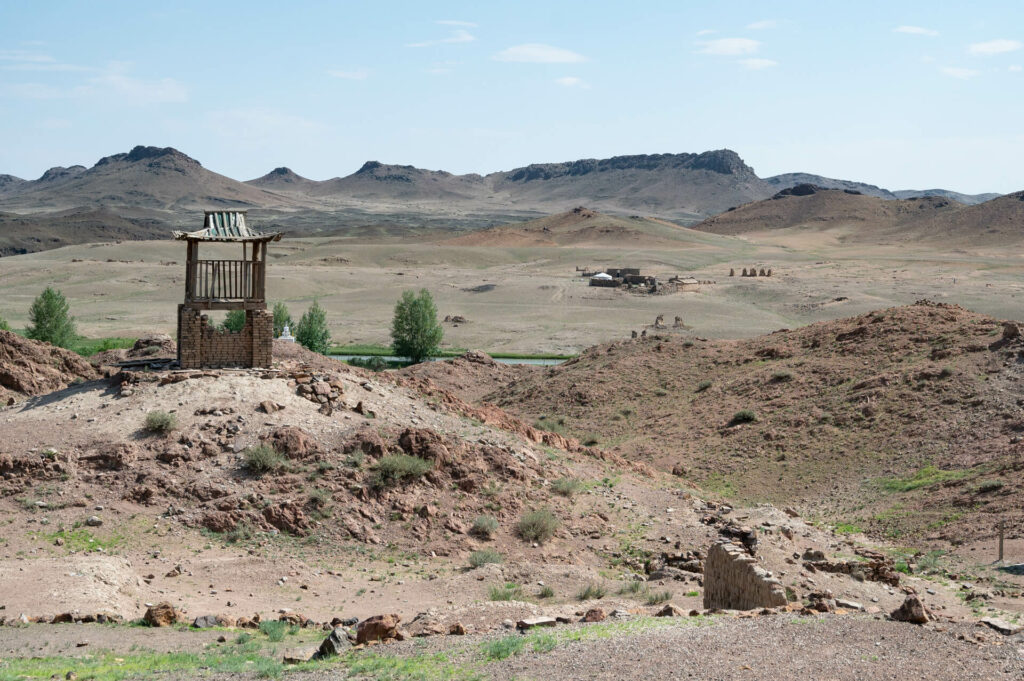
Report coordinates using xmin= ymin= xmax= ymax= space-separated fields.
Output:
xmin=177 ymin=306 xmax=272 ymax=369
xmin=703 ymin=541 xmax=788 ymax=610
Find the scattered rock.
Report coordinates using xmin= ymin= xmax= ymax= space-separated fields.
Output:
xmin=143 ymin=602 xmax=179 ymax=627
xmin=314 ymin=627 xmax=352 ymax=658
xmin=517 ymin=616 xmax=557 ymax=630
xmin=356 ymin=614 xmax=403 ymax=644
xmin=583 ymin=608 xmax=606 ymax=623
xmin=890 ymin=594 xmax=929 ymax=624
xmin=655 ymin=603 xmax=686 ymax=617
xmin=979 ymin=617 xmax=1022 ymax=635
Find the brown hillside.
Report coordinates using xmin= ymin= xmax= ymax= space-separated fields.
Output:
xmin=0 ymin=207 xmax=168 ymax=256
xmin=443 ymin=206 xmax=704 ymax=247
xmin=693 ymin=186 xmax=963 ymax=243
xmin=490 ymin=301 xmax=1024 ymax=543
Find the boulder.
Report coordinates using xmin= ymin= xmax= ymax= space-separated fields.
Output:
xmin=517 ymin=616 xmax=557 ymax=630
xmin=144 ymin=602 xmax=179 ymax=627
xmin=356 ymin=614 xmax=403 ymax=644
xmin=262 ymin=427 xmax=318 ymax=460
xmin=193 ymin=614 xmax=235 ymax=628
xmin=582 ymin=608 xmax=606 ymax=623
xmin=262 ymin=502 xmax=311 ymax=536
xmin=313 ymin=627 xmax=352 ymax=658
xmin=890 ymin=594 xmax=929 ymax=624
xmin=449 ymin=622 xmax=467 ymax=635
xmin=979 ymin=617 xmax=1022 ymax=635
xmin=655 ymin=603 xmax=686 ymax=617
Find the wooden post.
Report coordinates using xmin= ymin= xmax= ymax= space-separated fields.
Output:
xmin=998 ymin=520 xmax=1005 ymax=563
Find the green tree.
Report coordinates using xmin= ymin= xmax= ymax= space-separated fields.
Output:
xmin=0 ymin=315 xmax=10 ymax=331
xmin=25 ymin=287 xmax=77 ymax=348
xmin=295 ymin=299 xmax=331 ymax=354
xmin=220 ymin=309 xmax=246 ymax=332
xmin=390 ymin=289 xmax=443 ymax=363
xmin=272 ymin=302 xmax=292 ymax=338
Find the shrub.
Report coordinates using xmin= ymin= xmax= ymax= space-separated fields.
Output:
xmin=731 ymin=409 xmax=757 ymax=424
xmin=481 ymin=635 xmax=525 ymax=660
xmin=645 ymin=590 xmax=672 ymax=605
xmin=221 ymin=309 xmax=246 ymax=332
xmin=770 ymin=370 xmax=793 ymax=382
xmin=295 ymin=299 xmax=331 ymax=354
xmin=974 ymin=479 xmax=1004 ymax=494
xmin=308 ymin=488 xmax=331 ymax=508
xmin=223 ymin=523 xmax=254 ymax=544
xmin=25 ymin=286 xmax=76 ymax=348
xmin=259 ymin=620 xmax=289 ymax=642
xmin=0 ymin=315 xmax=9 ymax=331
xmin=370 ymin=454 xmax=432 ymax=489
xmin=538 ymin=585 xmax=555 ymax=599
xmin=517 ymin=508 xmax=559 ymax=544
xmin=272 ymin=302 xmax=293 ymax=338
xmin=144 ymin=410 xmax=177 ymax=433
xmin=471 ymin=515 xmax=499 ymax=539
xmin=469 ymin=549 xmax=503 ymax=568
xmin=576 ymin=583 xmax=606 ymax=601
xmin=551 ymin=478 xmax=584 ymax=498
xmin=696 ymin=379 xmax=712 ymax=392
xmin=488 ymin=583 xmax=522 ymax=601
xmin=243 ymin=444 xmax=287 ymax=475
xmin=618 ymin=581 xmax=646 ymax=595
xmin=390 ymin=289 xmax=443 ymax=364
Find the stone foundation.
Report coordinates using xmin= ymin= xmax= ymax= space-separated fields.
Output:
xmin=703 ymin=541 xmax=788 ymax=610
xmin=177 ymin=306 xmax=272 ymax=369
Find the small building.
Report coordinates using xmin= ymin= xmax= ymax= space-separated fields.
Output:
xmin=173 ymin=211 xmax=281 ymax=369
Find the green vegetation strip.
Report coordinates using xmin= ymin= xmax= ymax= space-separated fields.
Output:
xmin=328 ymin=343 xmax=574 ymax=360
xmin=876 ymin=465 xmax=973 ymax=492
xmin=0 ymin=617 xmax=718 ymax=681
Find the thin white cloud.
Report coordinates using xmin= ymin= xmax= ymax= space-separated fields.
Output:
xmin=493 ymin=43 xmax=587 ymax=63
xmin=407 ymin=29 xmax=475 ymax=48
xmin=894 ymin=25 xmax=939 ymax=37
xmin=697 ymin=38 xmax=760 ymax=56
xmin=554 ymin=76 xmax=589 ymax=88
xmin=739 ymin=58 xmax=777 ymax=70
xmin=327 ymin=69 xmax=368 ymax=80
xmin=436 ymin=20 xmax=477 ymax=27
xmin=695 ymin=29 xmax=716 ymax=36
xmin=0 ymin=50 xmax=90 ymax=72
xmin=940 ymin=66 xmax=979 ymax=79
xmin=425 ymin=60 xmax=459 ymax=75
xmin=746 ymin=20 xmax=778 ymax=30
xmin=0 ymin=49 xmax=54 ymax=62
xmin=0 ymin=61 xmax=187 ymax=103
xmin=1010 ymin=65 xmax=1023 ymax=72
xmin=206 ymin=109 xmax=327 ymax=142
xmin=968 ymin=39 xmax=1022 ymax=55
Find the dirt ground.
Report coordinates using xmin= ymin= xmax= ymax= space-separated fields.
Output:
xmin=1 ymin=232 xmax=1023 ymax=354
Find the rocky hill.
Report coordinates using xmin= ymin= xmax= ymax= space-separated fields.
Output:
xmin=0 ymin=146 xmax=302 ymax=215
xmin=488 ymin=301 xmax=1024 ymax=543
xmin=893 ymin=188 xmax=1002 ymax=205
xmin=765 ymin=173 xmax=897 ymax=200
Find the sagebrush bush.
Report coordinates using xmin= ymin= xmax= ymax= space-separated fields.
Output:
xmin=551 ymin=478 xmax=584 ymax=497
xmin=244 ymin=444 xmax=287 ymax=475
xmin=259 ymin=620 xmax=289 ymax=642
xmin=469 ymin=549 xmax=503 ymax=568
xmin=538 ymin=585 xmax=555 ymax=599
xmin=645 ymin=590 xmax=672 ymax=605
xmin=731 ymin=409 xmax=757 ymax=424
xmin=471 ymin=515 xmax=499 ymax=539
xmin=517 ymin=508 xmax=559 ymax=544
xmin=576 ymin=583 xmax=606 ymax=601
xmin=696 ymin=379 xmax=712 ymax=392
xmin=488 ymin=583 xmax=522 ymax=601
xmin=370 ymin=454 xmax=432 ymax=489
xmin=770 ymin=370 xmax=793 ymax=382
xmin=144 ymin=410 xmax=177 ymax=433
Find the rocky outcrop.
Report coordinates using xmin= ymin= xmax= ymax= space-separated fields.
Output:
xmin=144 ymin=602 xmax=180 ymax=627
xmin=0 ymin=330 xmax=99 ymax=403
xmin=356 ymin=614 xmax=403 ymax=644
xmin=703 ymin=541 xmax=787 ymax=610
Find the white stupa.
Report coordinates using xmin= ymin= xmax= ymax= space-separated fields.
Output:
xmin=278 ymin=324 xmax=295 ymax=343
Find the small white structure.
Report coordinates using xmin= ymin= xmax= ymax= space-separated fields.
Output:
xmin=278 ymin=324 xmax=295 ymax=343
xmin=592 ymin=272 xmax=613 ymax=280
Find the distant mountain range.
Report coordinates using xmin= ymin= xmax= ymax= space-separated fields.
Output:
xmin=0 ymin=145 xmax=1007 ymax=254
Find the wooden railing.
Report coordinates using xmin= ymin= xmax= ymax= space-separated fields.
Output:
xmin=188 ymin=259 xmax=263 ymax=301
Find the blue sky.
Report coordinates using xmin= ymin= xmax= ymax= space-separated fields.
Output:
xmin=1 ymin=1 xmax=1022 ymax=193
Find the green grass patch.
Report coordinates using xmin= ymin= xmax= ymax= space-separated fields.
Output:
xmin=243 ymin=444 xmax=287 ymax=476
xmin=878 ymin=465 xmax=972 ymax=492
xmin=67 ymin=336 xmax=137 ymax=357
xmin=644 ymin=590 xmax=672 ymax=605
xmin=833 ymin=522 xmax=862 ymax=535
xmin=576 ymin=582 xmax=607 ymax=601
xmin=551 ymin=477 xmax=585 ymax=497
xmin=488 ymin=583 xmax=522 ymax=601
xmin=481 ymin=635 xmax=525 ymax=661
xmin=38 ymin=527 xmax=123 ymax=553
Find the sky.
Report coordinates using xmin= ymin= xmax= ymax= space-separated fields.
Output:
xmin=1 ymin=1 xmax=1022 ymax=194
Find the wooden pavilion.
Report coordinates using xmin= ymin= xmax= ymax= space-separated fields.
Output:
xmin=173 ymin=211 xmax=281 ymax=368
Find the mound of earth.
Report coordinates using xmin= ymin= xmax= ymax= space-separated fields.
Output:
xmin=0 ymin=330 xmax=98 ymax=404
xmin=443 ymin=207 xmax=701 ymax=247
xmin=398 ymin=351 xmax=538 ymax=403
xmin=490 ymin=301 xmax=1024 ymax=544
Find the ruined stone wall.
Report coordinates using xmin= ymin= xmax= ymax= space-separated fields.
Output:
xmin=703 ymin=541 xmax=788 ymax=610
xmin=178 ymin=306 xmax=272 ymax=369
